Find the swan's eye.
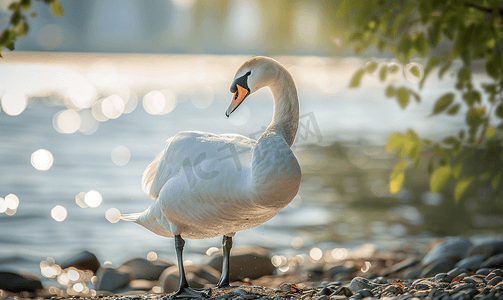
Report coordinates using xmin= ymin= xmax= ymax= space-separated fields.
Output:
xmin=245 ymin=71 xmax=251 ymax=76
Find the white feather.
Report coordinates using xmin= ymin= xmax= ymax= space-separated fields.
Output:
xmin=123 ymin=56 xmax=301 ymax=240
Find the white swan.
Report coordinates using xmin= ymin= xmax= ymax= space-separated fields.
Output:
xmin=122 ymin=56 xmax=301 ymax=298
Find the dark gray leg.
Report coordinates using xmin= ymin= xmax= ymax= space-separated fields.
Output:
xmin=170 ymin=235 xmax=209 ymax=299
xmin=216 ymin=235 xmax=233 ymax=288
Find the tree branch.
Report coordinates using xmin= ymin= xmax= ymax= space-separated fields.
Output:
xmin=464 ymin=2 xmax=503 ymax=16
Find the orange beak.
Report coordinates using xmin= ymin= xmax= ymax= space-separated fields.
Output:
xmin=226 ymin=84 xmax=249 ymax=117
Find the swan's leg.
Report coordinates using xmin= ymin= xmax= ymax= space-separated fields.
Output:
xmin=216 ymin=235 xmax=233 ymax=288
xmin=170 ymin=235 xmax=209 ymax=299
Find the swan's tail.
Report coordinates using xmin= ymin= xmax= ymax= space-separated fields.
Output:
xmin=120 ymin=213 xmax=142 ymax=222
xmin=119 ymin=205 xmax=173 ymax=238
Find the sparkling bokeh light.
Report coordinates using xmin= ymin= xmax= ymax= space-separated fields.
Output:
xmin=31 ymin=149 xmax=54 ymax=171
xmin=51 ymin=205 xmax=68 ymax=222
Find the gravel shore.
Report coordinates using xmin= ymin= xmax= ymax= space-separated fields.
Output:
xmin=1 ymin=238 xmax=503 ymax=300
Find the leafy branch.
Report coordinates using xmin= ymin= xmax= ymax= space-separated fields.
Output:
xmin=0 ymin=0 xmax=64 ymax=57
xmin=340 ymin=0 xmax=503 ymax=203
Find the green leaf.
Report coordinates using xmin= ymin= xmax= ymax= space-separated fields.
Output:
xmin=349 ymin=68 xmax=365 ymax=88
xmin=486 ymin=59 xmax=500 ymax=79
xmin=457 ymin=67 xmax=471 ymax=82
xmin=379 ymin=66 xmax=388 ymax=81
xmin=385 ymin=85 xmax=395 ymax=97
xmin=428 ymin=21 xmax=441 ymax=47
xmin=458 ymin=130 xmax=465 ymax=140
xmin=496 ymin=104 xmax=503 ymax=120
xmin=8 ymin=2 xmax=19 ymax=10
xmin=438 ymin=61 xmax=452 ymax=79
xmin=336 ymin=0 xmax=352 ymax=19
xmin=389 ymin=65 xmax=399 ymax=73
xmin=50 ymin=0 xmax=64 ymax=17
xmin=21 ymin=0 xmax=31 ymax=10
xmin=466 ymin=107 xmax=485 ymax=127
xmin=17 ymin=21 xmax=28 ymax=37
xmin=432 ymin=93 xmax=454 ymax=115
xmin=414 ymin=32 xmax=428 ymax=57
xmin=454 ymin=176 xmax=474 ymax=203
xmin=430 ymin=165 xmax=452 ymax=193
xmin=389 ymin=172 xmax=404 ymax=194
xmin=452 ymin=161 xmax=463 ymax=179
xmin=397 ymin=87 xmax=410 ymax=109
xmin=386 ymin=133 xmax=403 ymax=153
xmin=492 ymin=172 xmax=501 ymax=190
xmin=447 ymin=104 xmax=460 ymax=115
xmin=366 ymin=61 xmax=378 ymax=73
xmin=11 ymin=10 xmax=21 ymax=25
xmin=389 ymin=161 xmax=408 ymax=194
xmin=420 ymin=56 xmax=439 ymax=89
xmin=480 ymin=172 xmax=490 ymax=181
xmin=463 ymin=91 xmax=481 ymax=106
xmin=486 ymin=126 xmax=496 ymax=138
xmin=5 ymin=41 xmax=15 ymax=51
xmin=410 ymin=65 xmax=420 ymax=77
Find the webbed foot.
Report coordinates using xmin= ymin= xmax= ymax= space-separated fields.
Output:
xmin=169 ymin=286 xmax=210 ymax=299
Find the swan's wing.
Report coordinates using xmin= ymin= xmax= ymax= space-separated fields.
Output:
xmin=143 ymin=131 xmax=255 ymax=199
xmin=142 ymin=136 xmax=176 ymax=199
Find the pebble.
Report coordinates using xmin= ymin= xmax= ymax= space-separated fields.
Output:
xmin=355 ymin=289 xmax=373 ymax=298
xmin=447 ymin=268 xmax=467 ymax=278
xmin=348 ymin=277 xmax=380 ymax=292
xmin=422 ymin=238 xmax=473 ymax=266
xmin=487 ymin=276 xmax=503 ymax=286
xmin=482 ymin=254 xmax=503 ymax=268
xmin=233 ymin=288 xmax=247 ymax=295
xmin=476 ymin=268 xmax=494 ymax=276
xmin=332 ymin=287 xmax=353 ymax=297
xmin=455 ymin=255 xmax=486 ymax=270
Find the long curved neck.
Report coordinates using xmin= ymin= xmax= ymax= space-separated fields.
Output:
xmin=260 ymin=68 xmax=299 ymax=147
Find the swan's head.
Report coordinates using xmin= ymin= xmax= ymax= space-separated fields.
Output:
xmin=226 ymin=56 xmax=279 ymax=117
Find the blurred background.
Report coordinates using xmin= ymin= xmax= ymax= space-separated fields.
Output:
xmin=1 ymin=0 xmax=502 ymax=294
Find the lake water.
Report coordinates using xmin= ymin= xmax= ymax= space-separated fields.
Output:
xmin=1 ymin=53 xmax=502 ymax=288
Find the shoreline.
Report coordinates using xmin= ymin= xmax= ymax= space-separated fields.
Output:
xmin=1 ymin=237 xmax=503 ymax=300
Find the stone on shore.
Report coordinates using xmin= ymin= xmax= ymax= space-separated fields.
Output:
xmin=95 ymin=267 xmax=131 ymax=292
xmin=0 ymin=271 xmax=42 ymax=293
xmin=159 ymin=264 xmax=221 ymax=293
xmin=206 ymin=246 xmax=275 ymax=281
xmin=116 ymin=257 xmax=173 ymax=281
xmin=59 ymin=250 xmax=100 ymax=273
xmin=421 ymin=238 xmax=473 ymax=266
xmin=466 ymin=240 xmax=503 ymax=258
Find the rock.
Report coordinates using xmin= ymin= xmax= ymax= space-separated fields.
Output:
xmin=0 ymin=271 xmax=43 ymax=293
xmin=128 ymin=279 xmax=157 ymax=291
xmin=475 ymin=268 xmax=493 ymax=276
xmin=95 ymin=267 xmax=131 ymax=292
xmin=486 ymin=269 xmax=503 ymax=280
xmin=487 ymin=276 xmax=503 ymax=286
xmin=317 ymin=287 xmax=331 ymax=296
xmin=422 ymin=238 xmax=473 ymax=266
xmin=481 ymin=253 xmax=503 ymax=268
xmin=234 ymin=288 xmax=247 ymax=295
xmin=467 ymin=240 xmax=503 ymax=258
xmin=381 ymin=257 xmax=420 ymax=276
xmin=348 ymin=277 xmax=379 ymax=292
xmin=356 ymin=289 xmax=373 ymax=298
xmin=279 ymin=283 xmax=297 ymax=292
xmin=421 ymin=258 xmax=457 ymax=277
xmin=325 ymin=264 xmax=357 ymax=278
xmin=447 ymin=268 xmax=467 ymax=278
xmin=59 ymin=251 xmax=100 ymax=273
xmin=206 ymin=246 xmax=275 ymax=281
xmin=412 ymin=280 xmax=436 ymax=290
xmin=403 ymin=267 xmax=422 ymax=280
xmin=455 ymin=255 xmax=486 ymax=270
xmin=159 ymin=264 xmax=220 ymax=293
xmin=117 ymin=258 xmax=172 ymax=281
xmin=332 ymin=286 xmax=353 ymax=297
